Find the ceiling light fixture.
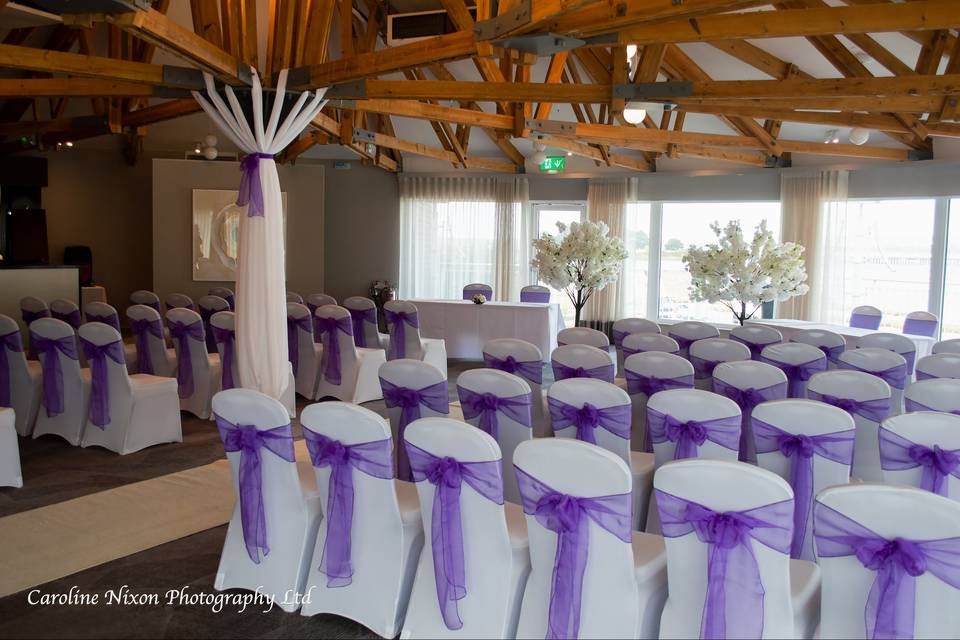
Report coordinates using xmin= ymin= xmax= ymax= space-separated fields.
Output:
xmin=848 ymin=127 xmax=870 ymax=146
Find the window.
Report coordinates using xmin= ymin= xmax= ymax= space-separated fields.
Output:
xmin=533 ymin=203 xmax=585 ymax=323
xmin=621 ymin=203 xmax=652 ymax=318
xmin=941 ymin=198 xmax=960 ymax=338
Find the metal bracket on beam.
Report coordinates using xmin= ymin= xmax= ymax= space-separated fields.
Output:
xmin=284 ymin=66 xmax=311 ymax=89
xmin=326 ymin=80 xmax=367 ymax=99
xmin=474 ymin=0 xmax=531 ymax=41
xmin=525 ymin=119 xmax=576 ymax=137
xmin=151 ymin=86 xmax=192 ymax=99
xmin=328 ymin=99 xmax=356 ymax=110
xmin=236 ymin=63 xmax=253 ymax=86
xmin=908 ymin=148 xmax=934 ymax=161
xmin=764 ymin=154 xmax=792 ymax=169
xmin=582 ymin=33 xmax=619 ymax=46
xmin=352 ymin=128 xmax=377 ymax=144
xmin=613 ymin=82 xmax=694 ymax=100
xmin=162 ymin=65 xmax=205 ymax=90
xmin=493 ymin=33 xmax=585 ymax=56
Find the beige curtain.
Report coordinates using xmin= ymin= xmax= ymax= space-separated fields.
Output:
xmin=584 ymin=178 xmax=630 ymax=324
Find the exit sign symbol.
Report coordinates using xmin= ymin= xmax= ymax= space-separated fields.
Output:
xmin=539 ymin=156 xmax=565 ymax=172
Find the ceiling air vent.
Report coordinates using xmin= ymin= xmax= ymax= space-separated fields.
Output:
xmin=387 ymin=6 xmax=477 ymax=46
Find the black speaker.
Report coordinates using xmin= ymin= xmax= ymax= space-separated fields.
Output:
xmin=64 ymin=245 xmax=93 ymax=286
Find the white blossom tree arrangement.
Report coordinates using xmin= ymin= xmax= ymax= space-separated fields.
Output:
xmin=531 ymin=220 xmax=628 ymax=326
xmin=683 ymin=220 xmax=809 ymax=325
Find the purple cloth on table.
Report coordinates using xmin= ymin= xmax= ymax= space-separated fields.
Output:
xmin=760 ymin=355 xmax=827 ymax=398
xmin=211 ymin=326 xmax=236 ymax=390
xmin=713 ymin=378 xmax=788 ymax=462
xmin=625 ymin=371 xmax=694 ymax=398
xmin=199 ymin=307 xmax=219 ymax=354
xmin=752 ymin=418 xmax=854 ymax=560
xmin=286 ymin=314 xmax=312 ymax=377
xmin=905 ymin=398 xmax=960 ymax=415
xmin=129 ymin=317 xmax=163 ymax=376
xmin=690 ymin=355 xmax=725 ymax=380
xmin=730 ymin=333 xmax=780 ymax=361
xmin=880 ymin=427 xmax=960 ymax=497
xmin=315 ymin=315 xmax=353 ymax=386
xmin=406 ymin=441 xmax=503 ymax=631
xmin=52 ymin=309 xmax=82 ymax=329
xmin=515 ymin=465 xmax=632 ymax=640
xmin=216 ymin=415 xmax=295 ymax=563
xmin=457 ymin=387 xmax=531 ymax=440
xmin=30 ymin=332 xmax=78 ymax=418
xmin=548 ymin=397 xmax=631 ymax=444
xmin=850 ymin=312 xmax=882 ymax=330
xmin=0 ymin=330 xmax=24 ymax=407
xmin=520 ymin=290 xmax=550 ymax=303
xmin=384 ymin=309 xmax=419 ymax=360
xmin=483 ymin=352 xmax=543 ymax=385
xmin=169 ymin=319 xmax=204 ymax=398
xmin=380 ymin=377 xmax=448 ymax=481
xmin=813 ymin=501 xmax=960 ymax=640
xmin=903 ymin=317 xmax=938 ymax=337
xmin=657 ymin=489 xmax=793 ymax=640
xmin=839 ymin=360 xmax=908 ymax=390
xmin=85 ymin=312 xmax=121 ymax=333
xmin=237 ymin=153 xmax=273 ymax=217
xmin=808 ymin=391 xmax=890 ymax=423
xmin=551 ymin=360 xmax=614 ymax=383
xmin=80 ymin=337 xmax=125 ymax=429
xmin=302 ymin=428 xmax=393 ymax=587
xmin=348 ymin=307 xmax=377 ymax=348
xmin=646 ymin=406 xmax=741 ymax=459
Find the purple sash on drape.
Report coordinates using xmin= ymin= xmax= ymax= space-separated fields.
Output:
xmin=380 ymin=377 xmax=449 ymax=481
xmin=406 ymin=441 xmax=503 ymax=631
xmin=813 ymin=502 xmax=960 ymax=640
xmin=199 ymin=307 xmax=219 ymax=353
xmin=551 ymin=360 xmax=614 ymax=383
xmin=646 ymin=407 xmax=741 ymax=460
xmin=315 ymin=316 xmax=353 ymax=386
xmin=753 ymin=418 xmax=854 ymax=560
xmin=458 ymin=387 xmax=531 ymax=440
xmin=520 ymin=290 xmax=551 ymax=303
xmin=515 ymin=465 xmax=632 ymax=640
xmin=302 ymin=428 xmax=393 ymax=587
xmin=730 ymin=334 xmax=779 ymax=361
xmin=52 ymin=309 xmax=82 ymax=329
xmin=625 ymin=371 xmax=694 ymax=397
xmin=0 ymin=330 xmax=24 ymax=407
xmin=31 ymin=332 xmax=78 ymax=417
xmin=85 ymin=312 xmax=121 ymax=333
xmin=713 ymin=379 xmax=788 ymax=462
xmin=286 ymin=314 xmax=313 ymax=377
xmin=904 ymin=398 xmax=960 ymax=415
xmin=385 ymin=309 xmax=419 ymax=360
xmin=548 ymin=397 xmax=631 ymax=444
xmin=483 ymin=352 xmax=543 ymax=385
xmin=211 ymin=326 xmax=236 ymax=390
xmin=839 ymin=360 xmax=908 ymax=390
xmin=760 ymin=355 xmax=827 ymax=398
xmin=690 ymin=355 xmax=725 ymax=380
xmin=169 ymin=320 xmax=204 ymax=398
xmin=808 ymin=391 xmax=890 ymax=423
xmin=80 ymin=337 xmax=125 ymax=429
xmin=879 ymin=427 xmax=960 ymax=497
xmin=903 ymin=317 xmax=938 ymax=337
xmin=348 ymin=307 xmax=377 ymax=348
xmin=237 ymin=153 xmax=273 ymax=217
xmin=657 ymin=489 xmax=793 ymax=640
xmin=216 ymin=415 xmax=295 ymax=563
xmin=850 ymin=313 xmax=882 ymax=330
xmin=129 ymin=317 xmax=163 ymax=375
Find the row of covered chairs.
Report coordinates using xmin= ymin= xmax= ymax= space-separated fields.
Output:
xmin=849 ymin=304 xmax=941 ymax=337
xmin=461 ymin=283 xmax=552 ymax=303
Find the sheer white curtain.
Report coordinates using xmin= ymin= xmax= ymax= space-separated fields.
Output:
xmin=399 ymin=176 xmax=531 ymax=301
xmin=583 ymin=178 xmax=634 ymax=323
xmin=778 ymin=170 xmax=849 ymax=322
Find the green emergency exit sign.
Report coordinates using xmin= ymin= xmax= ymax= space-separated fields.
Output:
xmin=539 ymin=156 xmax=566 ymax=172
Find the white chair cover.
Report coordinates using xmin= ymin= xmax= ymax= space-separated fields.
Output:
xmin=463 ymin=283 xmax=494 ymax=300
xmin=557 ymin=326 xmax=615 ymax=372
xmin=933 ymin=338 xmax=960 ymax=355
xmin=126 ymin=304 xmax=177 ymax=378
xmin=880 ymin=411 xmax=960 ymax=501
xmin=84 ymin=301 xmax=136 ymax=371
xmin=807 ymin=370 xmax=892 ymax=481
xmin=305 ymin=293 xmax=338 ymax=316
xmin=343 ymin=296 xmax=388 ymax=350
xmin=902 ymin=310 xmax=939 ymax=337
xmin=20 ymin=296 xmax=50 ymax=359
xmin=379 ymin=359 xmax=449 ymax=480
xmin=287 ymin=291 xmax=304 ymax=304
xmin=612 ymin=317 xmax=661 ymax=372
xmin=814 ymin=484 xmax=960 ymax=639
xmin=299 ymin=402 xmax=423 ymax=637
xmin=0 ymin=313 xmax=41 ymax=436
xmin=688 ymin=337 xmax=751 ymax=391
xmin=0 ymin=408 xmax=22 ymax=488
xmin=208 ymin=287 xmax=235 ymax=310
xmin=857 ymin=332 xmax=918 ymax=377
xmin=655 ymin=459 xmax=820 ymax=639
xmin=622 ymin=332 xmax=679 ymax=357
xmin=666 ymin=321 xmax=719 ymax=359
xmin=838 ymin=347 xmax=908 ymax=415
xmin=401 ymin=417 xmax=530 ymax=639
xmin=790 ymin=328 xmax=846 ymax=368
xmin=198 ymin=295 xmax=231 ymax=354
xmin=30 ymin=317 xmax=89 ymax=446
xmin=513 ymin=438 xmax=668 ymax=639
xmin=915 ymin=353 xmax=960 ymax=381
xmin=77 ymin=322 xmax=181 ymax=454
xmin=730 ymin=324 xmax=783 ymax=361
xmin=551 ymin=344 xmax=615 ymax=384
xmin=519 ymin=284 xmax=550 ymax=303
xmin=849 ymin=304 xmax=882 ymax=330
xmin=483 ymin=338 xmax=549 ymax=438
xmin=165 ymin=292 xmax=195 ymax=312
xmin=166 ymin=308 xmax=221 ymax=419
xmin=287 ymin=302 xmax=322 ymax=399
xmin=313 ymin=305 xmax=385 ymax=403
xmin=904 ymin=378 xmax=960 ymax=415
xmin=760 ymin=342 xmax=828 ymax=399
xmin=624 ymin=351 xmax=694 ymax=452
xmin=712 ymin=360 xmax=788 ymax=462
xmin=50 ymin=298 xmax=82 ymax=329
xmin=130 ymin=289 xmax=161 ymax=310
xmin=384 ymin=300 xmax=447 ymax=377
xmin=211 ymin=388 xmax=321 ymax=612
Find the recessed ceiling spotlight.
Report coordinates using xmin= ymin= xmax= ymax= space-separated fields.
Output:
xmin=566 ymin=151 xmax=573 ymax=156
xmin=64 ymin=141 xmax=73 ymax=147
xmin=823 ymin=128 xmax=840 ymax=144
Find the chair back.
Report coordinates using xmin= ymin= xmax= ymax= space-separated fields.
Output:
xmin=378 ymin=359 xmax=448 ymax=480
xmin=903 ymin=310 xmax=939 ymax=337
xmin=814 ymin=484 xmax=960 ymax=640
xmin=166 ymin=308 xmax=211 ymax=395
xmin=210 ymin=311 xmax=238 ymax=390
xmin=462 ymin=283 xmax=493 ymax=300
xmin=286 ymin=302 xmax=316 ymax=379
xmin=839 ymin=347 xmax=908 ymax=414
xmin=622 ymin=332 xmax=679 ymax=357
xmin=165 ymin=292 xmax=195 ymax=312
xmin=790 ymin=328 xmax=846 ymax=365
xmin=130 ymin=290 xmax=161 ymax=312
xmin=50 ymin=298 xmax=82 ymax=329
xmin=688 ymin=337 xmax=751 ymax=389
xmin=624 ymin=352 xmax=694 ymax=451
xmin=654 ymin=459 xmax=797 ymax=640
xmin=666 ymin=321 xmax=719 ymax=358
xmin=729 ymin=324 xmax=782 ymax=361
xmin=77 ymin=322 xmax=133 ymax=432
xmin=857 ymin=331 xmax=918 ymax=375
xmin=880 ymin=411 xmax=960 ymax=500
xmin=19 ymin=296 xmax=50 ymax=356
xmin=126 ymin=304 xmax=171 ymax=376
xmin=208 ymin=286 xmax=235 ymax=310
xmin=384 ymin=300 xmax=424 ymax=361
xmin=849 ymin=305 xmax=882 ymax=330
xmin=760 ymin=341 xmax=828 ymax=398
xmin=343 ymin=296 xmax=381 ymax=349
xmin=513 ymin=438 xmax=639 ymax=639
xmin=611 ymin=317 xmax=660 ymax=347
xmin=905 ymin=378 xmax=960 ymax=415
xmin=314 ymin=305 xmax=359 ymax=386
xmin=286 ymin=291 xmax=304 ymax=304
xmin=519 ymin=284 xmax=550 ymax=303
xmin=548 ymin=378 xmax=633 ymax=470
xmin=933 ymin=338 xmax=960 ymax=355
xmin=198 ymin=295 xmax=230 ymax=354
xmin=306 ymin=293 xmax=338 ymax=315
xmin=557 ymin=326 xmax=610 ymax=349
xmin=646 ymin=388 xmax=741 ymax=465
xmin=0 ymin=313 xmax=33 ymax=435
xmin=83 ymin=301 xmax=121 ymax=332
xmin=29 ymin=317 xmax=83 ymax=420
xmin=712 ymin=360 xmax=788 ymax=462
xmin=916 ymin=353 xmax=960 ymax=381
xmin=551 ymin=344 xmax=614 ymax=383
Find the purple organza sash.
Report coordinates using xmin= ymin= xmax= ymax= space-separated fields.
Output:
xmin=129 ymin=317 xmax=163 ymax=375
xmin=216 ymin=415 xmax=295 ymax=563
xmin=169 ymin=320 xmax=204 ymax=398
xmin=850 ymin=313 xmax=882 ymax=330
xmin=80 ymin=337 xmax=125 ymax=429
xmin=22 ymin=308 xmax=50 ymax=325
xmin=657 ymin=489 xmax=793 ymax=640
xmin=668 ymin=332 xmax=697 ymax=352
xmin=381 ymin=377 xmax=449 ymax=481
xmin=761 ymin=355 xmax=827 ymax=398
xmin=713 ymin=379 xmax=788 ymax=462
xmin=903 ymin=317 xmax=938 ymax=337
xmin=814 ymin=343 xmax=845 ymax=364
xmin=315 ymin=316 xmax=353 ymax=385
xmin=521 ymin=290 xmax=551 ymax=303
xmin=625 ymin=371 xmax=694 ymax=397
xmin=52 ymin=309 xmax=82 ymax=329
xmin=840 ymin=360 xmax=908 ymax=390
xmin=551 ymin=360 xmax=614 ymax=383
xmin=879 ymin=427 xmax=960 ymax=497
xmin=85 ymin=312 xmax=121 ymax=333
xmin=808 ymin=391 xmax=890 ymax=423
xmin=548 ymin=397 xmax=631 ymax=444
xmin=199 ymin=307 xmax=219 ymax=354
xmin=30 ymin=332 xmax=78 ymax=417
xmin=753 ymin=419 xmax=854 ymax=560
xmin=813 ymin=502 xmax=960 ymax=640
xmin=915 ymin=371 xmax=937 ymax=381
xmin=905 ymin=397 xmax=960 ymax=415
xmin=612 ymin=328 xmax=630 ymax=349
xmin=286 ymin=314 xmax=312 ymax=376
xmin=224 ymin=293 xmax=235 ymax=310
xmin=730 ymin=333 xmax=779 ymax=361
xmin=900 ymin=350 xmax=917 ymax=376
xmin=302 ymin=428 xmax=394 ymax=587
xmin=458 ymin=387 xmax=531 ymax=440
xmin=348 ymin=307 xmax=377 ymax=348
xmin=406 ymin=442 xmax=503 ymax=631
xmin=211 ymin=326 xmax=236 ymax=390
xmin=515 ymin=465 xmax=632 ymax=640
xmin=690 ymin=355 xmax=724 ymax=380
xmin=483 ymin=352 xmax=543 ymax=385
xmin=0 ymin=330 xmax=24 ymax=407
xmin=385 ymin=309 xmax=419 ymax=360
xmin=623 ymin=343 xmax=680 ymax=358
xmin=646 ymin=406 xmax=741 ymax=460
xmin=142 ymin=299 xmax=161 ymax=313
xmin=237 ymin=152 xmax=273 ymax=217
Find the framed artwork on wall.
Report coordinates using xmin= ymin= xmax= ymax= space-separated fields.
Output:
xmin=191 ymin=188 xmax=288 ymax=281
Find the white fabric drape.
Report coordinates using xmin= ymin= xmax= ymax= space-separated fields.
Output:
xmin=584 ymin=178 xmax=632 ymax=323
xmin=193 ymin=70 xmax=327 ymax=400
xmin=778 ymin=170 xmax=849 ymax=322
xmin=399 ymin=176 xmax=531 ymax=301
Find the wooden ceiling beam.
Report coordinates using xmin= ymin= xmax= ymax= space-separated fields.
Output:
xmin=122 ymin=98 xmax=202 ymax=127
xmin=0 ymin=43 xmax=166 ymax=85
xmin=0 ymin=78 xmax=159 ymax=97
xmin=708 ymin=40 xmax=814 ymax=80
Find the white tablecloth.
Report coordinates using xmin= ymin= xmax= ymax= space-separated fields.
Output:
xmin=747 ymin=319 xmax=937 ymax=359
xmin=410 ymin=299 xmax=564 ymax=361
